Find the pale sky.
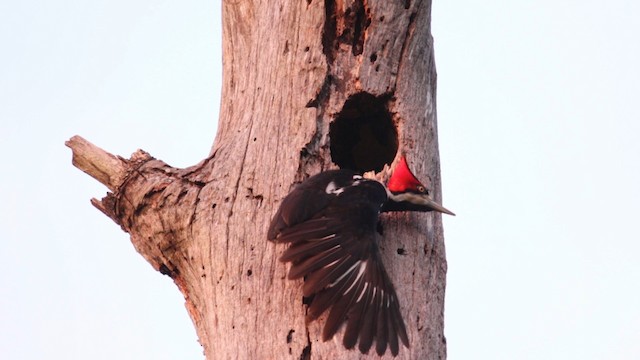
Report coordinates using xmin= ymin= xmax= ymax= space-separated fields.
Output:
xmin=2 ymin=1 xmax=639 ymax=359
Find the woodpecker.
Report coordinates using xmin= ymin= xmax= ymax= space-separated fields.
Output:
xmin=267 ymin=156 xmax=454 ymax=356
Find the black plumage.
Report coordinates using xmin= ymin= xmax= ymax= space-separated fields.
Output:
xmin=268 ymin=170 xmax=409 ymax=356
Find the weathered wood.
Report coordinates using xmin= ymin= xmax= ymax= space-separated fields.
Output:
xmin=67 ymin=0 xmax=447 ymax=359
xmin=65 ymin=135 xmax=129 ymax=191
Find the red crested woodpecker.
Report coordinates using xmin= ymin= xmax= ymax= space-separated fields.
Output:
xmin=268 ymin=156 xmax=454 ymax=356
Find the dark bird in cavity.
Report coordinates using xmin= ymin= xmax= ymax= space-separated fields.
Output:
xmin=267 ymin=156 xmax=454 ymax=356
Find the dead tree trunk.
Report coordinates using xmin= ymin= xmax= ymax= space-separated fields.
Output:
xmin=67 ymin=1 xmax=447 ymax=359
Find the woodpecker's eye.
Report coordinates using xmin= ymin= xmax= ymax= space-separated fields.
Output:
xmin=417 ymin=185 xmax=427 ymax=194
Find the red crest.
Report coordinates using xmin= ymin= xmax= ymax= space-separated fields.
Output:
xmin=387 ymin=156 xmax=424 ymax=193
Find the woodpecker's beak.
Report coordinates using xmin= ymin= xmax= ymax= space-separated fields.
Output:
xmin=424 ymin=197 xmax=456 ymax=216
xmin=384 ymin=189 xmax=456 ymax=215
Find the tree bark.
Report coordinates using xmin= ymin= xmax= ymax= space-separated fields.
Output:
xmin=66 ymin=0 xmax=447 ymax=359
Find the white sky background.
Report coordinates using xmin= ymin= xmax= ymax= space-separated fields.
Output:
xmin=1 ymin=1 xmax=639 ymax=359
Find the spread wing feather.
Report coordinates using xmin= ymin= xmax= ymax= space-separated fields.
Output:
xmin=268 ymin=171 xmax=409 ymax=356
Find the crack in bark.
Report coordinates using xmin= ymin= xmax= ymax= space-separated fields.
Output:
xmin=297 ymin=73 xmax=332 ymax=182
xmin=188 ymin=186 xmax=204 ymax=239
xmin=345 ymin=0 xmax=368 ymax=56
xmin=321 ymin=0 xmax=337 ymax=64
xmin=305 ymin=74 xmax=332 ymax=109
xmin=299 ymin=327 xmax=312 ymax=360
xmin=225 ymin=115 xmax=256 ymax=265
xmin=301 ymin=73 xmax=331 ymax=170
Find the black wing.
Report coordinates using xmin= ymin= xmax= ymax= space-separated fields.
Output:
xmin=268 ymin=172 xmax=409 ymax=356
xmin=267 ymin=170 xmax=358 ymax=240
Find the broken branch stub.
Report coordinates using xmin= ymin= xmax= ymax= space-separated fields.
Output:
xmin=65 ymin=135 xmax=131 ymax=191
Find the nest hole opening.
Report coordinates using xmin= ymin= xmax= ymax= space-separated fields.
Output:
xmin=329 ymin=92 xmax=398 ymax=173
